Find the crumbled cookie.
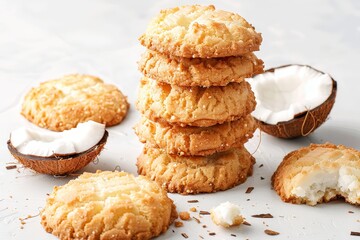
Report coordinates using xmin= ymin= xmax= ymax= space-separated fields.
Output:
xmin=21 ymin=74 xmax=129 ymax=131
xmin=272 ymin=143 xmax=360 ymax=206
xmin=139 ymin=5 xmax=262 ymax=58
xmin=138 ymin=50 xmax=263 ymax=87
xmin=41 ymin=171 xmax=177 ymax=240
xmin=136 ymin=77 xmax=255 ymax=127
xmin=134 ymin=115 xmax=257 ymax=156
xmin=137 ymin=145 xmax=255 ymax=194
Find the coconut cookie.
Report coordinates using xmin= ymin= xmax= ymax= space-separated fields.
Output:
xmin=136 ymin=77 xmax=256 ymax=127
xmin=21 ymin=74 xmax=129 ymax=131
xmin=272 ymin=143 xmax=360 ymax=206
xmin=41 ymin=171 xmax=177 ymax=240
xmin=137 ymin=146 xmax=255 ymax=194
xmin=139 ymin=5 xmax=262 ymax=58
xmin=138 ymin=50 xmax=264 ymax=87
xmin=134 ymin=115 xmax=257 ymax=156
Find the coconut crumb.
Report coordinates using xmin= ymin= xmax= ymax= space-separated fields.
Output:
xmin=189 ymin=207 xmax=197 ymax=212
xmin=174 ymin=221 xmax=184 ymax=227
xmin=179 ymin=211 xmax=191 ymax=221
xmin=210 ymin=202 xmax=244 ymax=228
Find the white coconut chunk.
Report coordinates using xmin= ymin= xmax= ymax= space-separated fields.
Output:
xmin=10 ymin=121 xmax=105 ymax=157
xmin=248 ymin=65 xmax=333 ymax=124
xmin=290 ymin=169 xmax=339 ymax=205
xmin=290 ymin=166 xmax=360 ymax=205
xmin=210 ymin=201 xmax=243 ymax=227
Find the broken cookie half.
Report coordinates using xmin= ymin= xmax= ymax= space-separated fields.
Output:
xmin=272 ymin=143 xmax=360 ymax=206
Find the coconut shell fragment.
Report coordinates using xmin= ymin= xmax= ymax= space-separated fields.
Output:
xmin=250 ymin=64 xmax=337 ymax=138
xmin=256 ymin=79 xmax=336 ymax=138
xmin=7 ymin=131 xmax=108 ymax=175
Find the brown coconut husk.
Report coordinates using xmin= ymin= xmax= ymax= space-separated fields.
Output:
xmin=7 ymin=131 xmax=108 ymax=175
xmin=255 ymin=65 xmax=337 ymax=139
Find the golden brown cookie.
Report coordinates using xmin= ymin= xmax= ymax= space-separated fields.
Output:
xmin=139 ymin=5 xmax=262 ymax=58
xmin=136 ymin=77 xmax=256 ymax=127
xmin=41 ymin=171 xmax=177 ymax=240
xmin=134 ymin=115 xmax=257 ymax=156
xmin=21 ymin=74 xmax=129 ymax=131
xmin=272 ymin=143 xmax=360 ymax=206
xmin=137 ymin=145 xmax=255 ymax=194
xmin=138 ymin=50 xmax=264 ymax=87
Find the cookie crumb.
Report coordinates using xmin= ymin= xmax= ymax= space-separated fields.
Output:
xmin=202 ymin=225 xmax=207 ymax=228
xmin=188 ymin=200 xmax=199 ymax=203
xmin=189 ymin=207 xmax=197 ymax=212
xmin=251 ymin=213 xmax=273 ymax=218
xmin=351 ymin=231 xmax=360 ymax=236
xmin=245 ymin=187 xmax=254 ymax=193
xmin=265 ymin=229 xmax=279 ymax=236
xmin=179 ymin=211 xmax=191 ymax=220
xmin=174 ymin=221 xmax=184 ymax=227
xmin=209 ymin=232 xmax=216 ymax=236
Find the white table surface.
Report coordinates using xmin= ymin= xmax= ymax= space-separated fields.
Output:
xmin=0 ymin=0 xmax=359 ymax=239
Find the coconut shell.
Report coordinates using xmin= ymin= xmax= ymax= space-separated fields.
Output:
xmin=255 ymin=65 xmax=337 ymax=139
xmin=7 ymin=130 xmax=108 ymax=175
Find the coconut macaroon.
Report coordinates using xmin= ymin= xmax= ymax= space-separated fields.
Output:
xmin=138 ymin=50 xmax=264 ymax=87
xmin=248 ymin=64 xmax=337 ymax=138
xmin=134 ymin=115 xmax=257 ymax=156
xmin=210 ymin=202 xmax=244 ymax=227
xmin=41 ymin=171 xmax=178 ymax=240
xmin=136 ymin=77 xmax=256 ymax=127
xmin=21 ymin=74 xmax=129 ymax=131
xmin=272 ymin=143 xmax=360 ymax=206
xmin=137 ymin=145 xmax=255 ymax=194
xmin=139 ymin=5 xmax=262 ymax=58
xmin=7 ymin=121 xmax=108 ymax=175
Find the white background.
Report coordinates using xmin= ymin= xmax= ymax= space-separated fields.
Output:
xmin=0 ymin=0 xmax=359 ymax=239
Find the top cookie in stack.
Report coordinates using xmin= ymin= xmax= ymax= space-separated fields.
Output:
xmin=139 ymin=4 xmax=262 ymax=87
xmin=135 ymin=5 xmax=263 ymax=194
xmin=139 ymin=4 xmax=262 ymax=60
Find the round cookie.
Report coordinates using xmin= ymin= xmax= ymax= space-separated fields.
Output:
xmin=139 ymin=5 xmax=262 ymax=58
xmin=272 ymin=143 xmax=360 ymax=206
xmin=138 ymin=50 xmax=264 ymax=87
xmin=136 ymin=77 xmax=256 ymax=127
xmin=41 ymin=171 xmax=177 ymax=240
xmin=137 ymin=146 xmax=255 ymax=194
xmin=21 ymin=74 xmax=129 ymax=131
xmin=134 ymin=115 xmax=257 ymax=156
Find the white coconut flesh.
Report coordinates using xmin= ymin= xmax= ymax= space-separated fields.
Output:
xmin=10 ymin=121 xmax=105 ymax=157
xmin=211 ymin=201 xmax=242 ymax=225
xmin=248 ymin=65 xmax=333 ymax=125
xmin=291 ymin=166 xmax=360 ymax=205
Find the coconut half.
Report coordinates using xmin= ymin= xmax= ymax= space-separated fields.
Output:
xmin=248 ymin=64 xmax=337 ymax=138
xmin=7 ymin=121 xmax=108 ymax=175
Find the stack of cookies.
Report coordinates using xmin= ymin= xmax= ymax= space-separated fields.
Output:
xmin=135 ymin=5 xmax=263 ymax=194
